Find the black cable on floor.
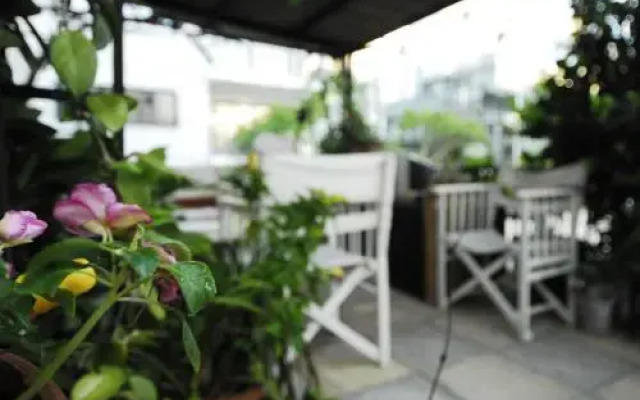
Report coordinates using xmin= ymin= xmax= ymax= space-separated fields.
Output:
xmin=427 ymin=304 xmax=453 ymax=400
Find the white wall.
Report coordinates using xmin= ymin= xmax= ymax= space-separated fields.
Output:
xmin=109 ymin=25 xmax=211 ymax=167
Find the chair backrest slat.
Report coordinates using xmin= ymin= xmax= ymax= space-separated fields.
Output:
xmin=263 ymin=152 xmax=397 ymax=258
xmin=431 ymin=183 xmax=495 ymax=235
xmin=518 ymin=189 xmax=580 ymax=268
xmin=330 ymin=210 xmax=379 ymax=235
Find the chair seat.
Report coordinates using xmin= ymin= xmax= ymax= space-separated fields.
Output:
xmin=450 ymin=229 xmax=513 ymax=255
xmin=312 ymin=245 xmax=368 ymax=269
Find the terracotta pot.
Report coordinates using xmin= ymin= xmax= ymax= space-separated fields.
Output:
xmin=0 ymin=352 xmax=67 ymax=400
xmin=208 ymin=387 xmax=264 ymax=400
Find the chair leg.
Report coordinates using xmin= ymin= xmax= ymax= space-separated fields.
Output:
xmin=437 ymin=244 xmax=448 ymax=309
xmin=567 ymin=273 xmax=577 ymax=327
xmin=518 ymin=277 xmax=534 ymax=342
xmin=377 ymin=259 xmax=391 ymax=367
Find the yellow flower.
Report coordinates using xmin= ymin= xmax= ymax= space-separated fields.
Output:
xmin=16 ymin=274 xmax=59 ymax=316
xmin=16 ymin=266 xmax=98 ymax=317
xmin=59 ymin=267 xmax=97 ymax=295
xmin=73 ymin=257 xmax=90 ymax=266
xmin=32 ymin=296 xmax=58 ymax=316
xmin=247 ymin=151 xmax=260 ymax=170
xmin=327 ymin=267 xmax=345 ymax=279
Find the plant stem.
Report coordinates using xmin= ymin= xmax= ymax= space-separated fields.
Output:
xmin=16 ymin=290 xmax=120 ymax=400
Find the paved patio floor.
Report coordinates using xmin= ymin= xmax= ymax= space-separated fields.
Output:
xmin=311 ymin=289 xmax=640 ymax=400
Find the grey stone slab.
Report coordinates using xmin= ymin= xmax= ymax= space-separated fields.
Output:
xmin=432 ymin=308 xmax=519 ymax=351
xmin=503 ymin=329 xmax=636 ymax=392
xmin=576 ymin=334 xmax=640 ymax=368
xmin=336 ymin=289 xmax=439 ymax=342
xmin=392 ymin=323 xmax=488 ymax=378
xmin=343 ymin=375 xmax=457 ymax=400
xmin=599 ymin=372 xmax=640 ymax=400
xmin=312 ymin=341 xmax=412 ymax=397
xmin=312 ymin=340 xmax=368 ymax=364
xmin=441 ymin=355 xmax=580 ymax=400
xmin=313 ymin=289 xmax=640 ymax=400
xmin=432 ymin=296 xmax=560 ymax=351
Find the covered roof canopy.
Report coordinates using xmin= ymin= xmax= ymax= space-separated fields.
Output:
xmin=139 ymin=0 xmax=460 ymax=56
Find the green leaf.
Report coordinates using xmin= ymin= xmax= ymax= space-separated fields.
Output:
xmin=212 ymin=296 xmax=260 ymax=313
xmin=166 ymin=261 xmax=216 ymax=315
xmin=138 ymin=149 xmax=176 ymax=178
xmin=123 ymin=330 xmax=157 ymax=348
xmin=128 ymin=375 xmax=158 ymax=400
xmin=26 ymin=238 xmax=101 ymax=273
xmin=15 ymin=267 xmax=72 ymax=298
xmin=0 ymin=276 xmax=12 ymax=300
xmin=92 ymin=14 xmax=112 ymax=50
xmin=116 ymin=164 xmax=152 ymax=207
xmin=52 ymin=130 xmax=92 ymax=160
xmin=71 ymin=365 xmax=127 ymax=400
xmin=54 ymin=289 xmax=76 ymax=319
xmin=147 ymin=300 xmax=166 ymax=321
xmin=87 ymin=93 xmax=130 ymax=131
xmin=124 ymin=95 xmax=138 ymax=111
xmin=144 ymin=231 xmax=192 ymax=261
xmin=50 ymin=30 xmax=97 ymax=97
xmin=175 ymin=232 xmax=214 ymax=260
xmin=123 ymin=248 xmax=159 ymax=279
xmin=181 ymin=319 xmax=201 ymax=372
xmin=0 ymin=30 xmax=21 ymax=49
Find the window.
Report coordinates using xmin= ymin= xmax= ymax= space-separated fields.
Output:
xmin=57 ymin=88 xmax=177 ymax=126
xmin=128 ymin=90 xmax=177 ymax=126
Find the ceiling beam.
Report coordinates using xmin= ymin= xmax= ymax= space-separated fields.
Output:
xmin=291 ymin=0 xmax=355 ymax=33
xmin=137 ymin=0 xmax=354 ymax=55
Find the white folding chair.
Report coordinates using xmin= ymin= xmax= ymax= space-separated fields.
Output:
xmin=262 ymin=152 xmax=397 ymax=366
xmin=432 ymin=183 xmax=581 ymax=341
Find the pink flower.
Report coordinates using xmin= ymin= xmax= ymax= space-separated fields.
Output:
xmin=0 ymin=211 xmax=47 ymax=247
xmin=54 ymin=183 xmax=151 ymax=237
xmin=155 ymin=272 xmax=181 ymax=304
xmin=143 ymin=242 xmax=181 ymax=304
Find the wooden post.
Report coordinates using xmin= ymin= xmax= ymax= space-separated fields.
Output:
xmin=424 ymin=193 xmax=437 ymax=304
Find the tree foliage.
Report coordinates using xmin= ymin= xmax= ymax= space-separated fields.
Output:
xmin=398 ymin=109 xmax=488 ymax=166
xmin=317 ymin=64 xmax=381 ymax=153
xmin=233 ymin=105 xmax=299 ymax=151
xmin=519 ymin=0 xmax=640 ymax=260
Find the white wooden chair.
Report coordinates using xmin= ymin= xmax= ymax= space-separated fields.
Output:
xmin=432 ymin=183 xmax=581 ymax=341
xmin=261 ymin=152 xmax=397 ymax=366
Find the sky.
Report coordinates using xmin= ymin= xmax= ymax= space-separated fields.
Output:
xmin=352 ymin=0 xmax=575 ymax=104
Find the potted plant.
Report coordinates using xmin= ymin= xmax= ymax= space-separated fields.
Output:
xmin=130 ymin=160 xmax=337 ymax=400
xmin=576 ymin=261 xmax=618 ymax=335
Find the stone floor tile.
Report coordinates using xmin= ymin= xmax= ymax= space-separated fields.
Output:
xmin=392 ymin=324 xmax=487 ymax=378
xmin=311 ymin=289 xmax=640 ymax=400
xmin=314 ymin=352 xmax=411 ymax=396
xmin=578 ymin=334 xmax=640 ymax=368
xmin=599 ymin=372 xmax=640 ymax=400
xmin=503 ymin=329 xmax=636 ymax=391
xmin=343 ymin=375 xmax=457 ymax=400
xmin=441 ymin=355 xmax=580 ymax=400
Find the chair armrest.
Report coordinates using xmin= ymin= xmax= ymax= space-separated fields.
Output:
xmin=514 ymin=186 xmax=581 ymax=200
